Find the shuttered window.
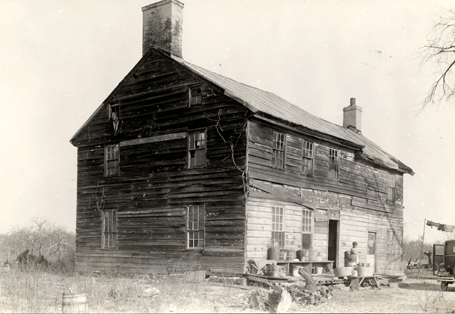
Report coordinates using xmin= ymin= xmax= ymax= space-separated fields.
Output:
xmin=328 ymin=148 xmax=339 ymax=180
xmin=187 ymin=204 xmax=205 ymax=249
xmin=189 ymin=86 xmax=202 ymax=106
xmin=272 ymin=132 xmax=286 ymax=170
xmin=387 ymin=174 xmax=396 ymax=203
xmin=272 ymin=206 xmax=285 ymax=248
xmin=105 ymin=144 xmax=120 ymax=176
xmin=102 ymin=210 xmax=118 ymax=249
xmin=302 ymin=140 xmax=314 ymax=176
xmin=188 ymin=131 xmax=207 ymax=168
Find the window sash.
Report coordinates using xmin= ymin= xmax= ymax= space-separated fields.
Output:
xmin=302 ymin=210 xmax=312 ymax=234
xmin=328 ymin=149 xmax=339 ymax=179
xmin=272 ymin=231 xmax=285 ymax=249
xmin=187 ymin=205 xmax=205 ymax=249
xmin=387 ymin=187 xmax=395 ymax=202
xmin=302 ymin=140 xmax=314 ymax=175
xmin=188 ymin=132 xmax=207 ymax=168
xmin=387 ymin=175 xmax=396 ymax=202
xmin=189 ymin=87 xmax=202 ymax=106
xmin=272 ymin=206 xmax=285 ymax=248
xmin=105 ymin=145 xmax=120 ymax=176
xmin=102 ymin=210 xmax=118 ymax=249
xmin=272 ymin=132 xmax=286 ymax=169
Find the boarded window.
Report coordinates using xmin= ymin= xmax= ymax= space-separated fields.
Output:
xmin=102 ymin=210 xmax=118 ymax=249
xmin=189 ymin=86 xmax=202 ymax=106
xmin=328 ymin=148 xmax=339 ymax=180
xmin=272 ymin=206 xmax=285 ymax=248
xmin=387 ymin=174 xmax=396 ymax=203
xmin=188 ymin=131 xmax=207 ymax=168
xmin=105 ymin=144 xmax=120 ymax=176
xmin=187 ymin=204 xmax=205 ymax=249
xmin=272 ymin=132 xmax=286 ymax=170
xmin=387 ymin=229 xmax=400 ymax=259
xmin=302 ymin=209 xmax=313 ymax=250
xmin=302 ymin=140 xmax=314 ymax=175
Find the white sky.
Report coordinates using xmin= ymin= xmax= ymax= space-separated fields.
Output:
xmin=0 ymin=0 xmax=454 ymax=244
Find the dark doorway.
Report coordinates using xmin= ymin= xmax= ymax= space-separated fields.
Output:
xmin=328 ymin=220 xmax=339 ymax=268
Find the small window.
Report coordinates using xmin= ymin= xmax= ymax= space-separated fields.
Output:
xmin=302 ymin=140 xmax=314 ymax=176
xmin=302 ymin=209 xmax=313 ymax=250
xmin=387 ymin=174 xmax=396 ymax=203
xmin=188 ymin=131 xmax=207 ymax=168
xmin=272 ymin=132 xmax=286 ymax=170
xmin=187 ymin=204 xmax=205 ymax=249
xmin=102 ymin=210 xmax=118 ymax=249
xmin=272 ymin=206 xmax=285 ymax=248
xmin=189 ymin=86 xmax=202 ymax=106
xmin=328 ymin=148 xmax=339 ymax=180
xmin=108 ymin=102 xmax=122 ymax=134
xmin=105 ymin=144 xmax=120 ymax=176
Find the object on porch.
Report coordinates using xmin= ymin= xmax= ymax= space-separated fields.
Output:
xmin=334 ymin=267 xmax=354 ymax=277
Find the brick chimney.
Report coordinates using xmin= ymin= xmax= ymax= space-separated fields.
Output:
xmin=142 ymin=0 xmax=184 ymax=57
xmin=343 ymin=98 xmax=362 ymax=133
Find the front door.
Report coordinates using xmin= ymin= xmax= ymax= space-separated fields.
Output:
xmin=328 ymin=220 xmax=339 ymax=267
xmin=367 ymin=232 xmax=376 ymax=271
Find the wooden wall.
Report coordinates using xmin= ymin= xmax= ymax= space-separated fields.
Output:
xmin=72 ymin=51 xmax=248 ymax=274
xmin=245 ymin=119 xmax=405 ymax=274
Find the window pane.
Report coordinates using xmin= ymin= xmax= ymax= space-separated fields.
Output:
xmin=272 ymin=231 xmax=285 ymax=249
xmin=187 ymin=205 xmax=204 ymax=248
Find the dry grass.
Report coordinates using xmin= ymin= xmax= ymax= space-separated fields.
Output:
xmin=0 ymin=266 xmax=251 ymax=313
xmin=2 ymin=265 xmax=455 ymax=313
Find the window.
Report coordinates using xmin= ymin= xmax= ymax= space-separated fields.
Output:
xmin=102 ymin=210 xmax=118 ymax=249
xmin=302 ymin=209 xmax=313 ymax=250
xmin=272 ymin=206 xmax=285 ymax=248
xmin=272 ymin=132 xmax=286 ymax=170
xmin=189 ymin=86 xmax=202 ymax=106
xmin=105 ymin=144 xmax=120 ymax=176
xmin=387 ymin=174 xmax=396 ymax=203
xmin=108 ymin=102 xmax=122 ymax=134
xmin=302 ymin=140 xmax=314 ymax=176
xmin=187 ymin=204 xmax=205 ymax=249
xmin=328 ymin=148 xmax=339 ymax=180
xmin=188 ymin=131 xmax=207 ymax=168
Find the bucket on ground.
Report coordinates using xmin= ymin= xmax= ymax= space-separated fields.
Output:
xmin=62 ymin=293 xmax=87 ymax=313
xmin=315 ymin=267 xmax=323 ymax=275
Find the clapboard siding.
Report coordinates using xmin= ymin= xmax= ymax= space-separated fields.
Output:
xmin=245 ymin=119 xmax=404 ymax=273
xmin=73 ymin=51 xmax=248 ymax=274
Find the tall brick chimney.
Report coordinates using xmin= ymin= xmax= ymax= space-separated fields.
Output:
xmin=343 ymin=98 xmax=362 ymax=133
xmin=142 ymin=0 xmax=184 ymax=57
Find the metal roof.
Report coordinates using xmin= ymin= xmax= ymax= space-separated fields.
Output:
xmin=173 ymin=56 xmax=413 ymax=175
xmin=70 ymin=48 xmax=413 ymax=175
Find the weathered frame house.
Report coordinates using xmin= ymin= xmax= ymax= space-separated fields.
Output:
xmin=70 ymin=0 xmax=413 ymax=275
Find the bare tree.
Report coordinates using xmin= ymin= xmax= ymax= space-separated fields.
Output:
xmin=2 ymin=219 xmax=75 ymax=269
xmin=422 ymin=9 xmax=455 ymax=108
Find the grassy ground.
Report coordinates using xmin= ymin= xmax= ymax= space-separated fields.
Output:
xmin=1 ymin=266 xmax=455 ymax=313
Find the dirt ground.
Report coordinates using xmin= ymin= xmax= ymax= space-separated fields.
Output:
xmin=1 ymin=268 xmax=455 ymax=313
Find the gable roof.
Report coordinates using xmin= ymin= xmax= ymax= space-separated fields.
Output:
xmin=71 ymin=48 xmax=413 ymax=175
xmin=172 ymin=56 xmax=413 ymax=175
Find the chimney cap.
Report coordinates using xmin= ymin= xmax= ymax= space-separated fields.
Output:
xmin=142 ymin=0 xmax=184 ymax=12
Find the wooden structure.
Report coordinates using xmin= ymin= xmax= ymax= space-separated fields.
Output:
xmin=70 ymin=0 xmax=413 ymax=275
